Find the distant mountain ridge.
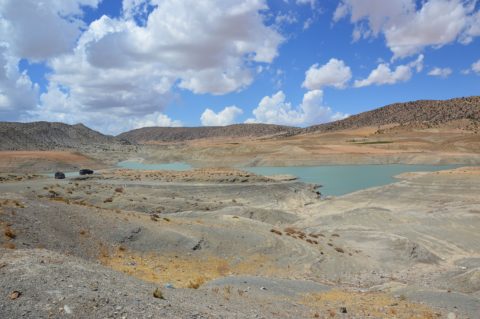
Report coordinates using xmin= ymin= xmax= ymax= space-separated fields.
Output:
xmin=1 ymin=96 xmax=478 ymax=149
xmin=304 ymin=96 xmax=480 ymax=133
xmin=117 ymin=124 xmax=302 ymax=143
xmin=0 ymin=121 xmax=127 ymax=150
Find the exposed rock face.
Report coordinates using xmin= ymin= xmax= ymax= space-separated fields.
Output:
xmin=117 ymin=123 xmax=302 ymax=143
xmin=305 ymin=96 xmax=480 ymax=133
xmin=0 ymin=122 xmax=129 ymax=150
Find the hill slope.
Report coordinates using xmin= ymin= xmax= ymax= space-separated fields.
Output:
xmin=305 ymin=96 xmax=480 ymax=133
xmin=118 ymin=123 xmax=301 ymax=143
xmin=0 ymin=121 xmax=127 ymax=150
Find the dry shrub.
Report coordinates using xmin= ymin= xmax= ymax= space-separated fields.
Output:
xmin=103 ymin=197 xmax=113 ymax=203
xmin=284 ymin=227 xmax=298 ymax=235
xmin=4 ymin=226 xmax=16 ymax=239
xmin=187 ymin=276 xmax=205 ymax=289
xmin=153 ymin=288 xmax=164 ymax=299
xmin=270 ymin=229 xmax=283 ymax=236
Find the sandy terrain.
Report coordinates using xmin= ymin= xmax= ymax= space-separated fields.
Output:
xmin=0 ymin=151 xmax=106 ymax=173
xmin=118 ymin=124 xmax=480 ymax=167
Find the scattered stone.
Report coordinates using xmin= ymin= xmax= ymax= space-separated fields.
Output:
xmin=9 ymin=291 xmax=21 ymax=300
xmin=447 ymin=312 xmax=456 ymax=319
xmin=63 ymin=305 xmax=72 ymax=314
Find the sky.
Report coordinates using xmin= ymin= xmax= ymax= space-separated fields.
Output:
xmin=0 ymin=0 xmax=479 ymax=135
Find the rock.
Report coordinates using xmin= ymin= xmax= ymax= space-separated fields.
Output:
xmin=447 ymin=312 xmax=456 ymax=319
xmin=64 ymin=305 xmax=72 ymax=314
xmin=9 ymin=291 xmax=21 ymax=300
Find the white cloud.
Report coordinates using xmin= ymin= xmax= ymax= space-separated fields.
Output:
xmin=0 ymin=45 xmax=38 ymax=119
xmin=0 ymin=0 xmax=100 ymax=61
xmin=296 ymin=0 xmax=317 ymax=8
xmin=26 ymin=83 xmax=181 ymax=134
xmin=472 ymin=59 xmax=480 ymax=74
xmin=334 ymin=0 xmax=479 ymax=58
xmin=0 ymin=0 xmax=99 ymax=120
xmin=200 ymin=106 xmax=243 ymax=126
xmin=354 ymin=55 xmax=423 ymax=87
xmin=428 ymin=67 xmax=453 ymax=78
xmin=246 ymin=90 xmax=348 ymax=126
xmin=302 ymin=58 xmax=352 ymax=90
xmin=0 ymin=0 xmax=283 ymax=132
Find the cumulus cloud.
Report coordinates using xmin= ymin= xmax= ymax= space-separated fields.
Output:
xmin=302 ymin=58 xmax=352 ymax=90
xmin=44 ymin=0 xmax=282 ymax=124
xmin=200 ymin=106 xmax=243 ymax=126
xmin=246 ymin=90 xmax=348 ymax=126
xmin=26 ymin=83 xmax=181 ymax=134
xmin=0 ymin=0 xmax=100 ymax=61
xmin=472 ymin=59 xmax=480 ymax=74
xmin=0 ymin=0 xmax=283 ymax=132
xmin=428 ymin=67 xmax=453 ymax=78
xmin=354 ymin=55 xmax=423 ymax=87
xmin=0 ymin=0 xmax=99 ymax=119
xmin=334 ymin=0 xmax=479 ymax=58
xmin=0 ymin=45 xmax=38 ymax=119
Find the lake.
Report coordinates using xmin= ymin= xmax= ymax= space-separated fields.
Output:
xmin=117 ymin=161 xmax=457 ymax=196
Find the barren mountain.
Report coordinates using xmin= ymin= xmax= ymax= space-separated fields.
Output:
xmin=305 ymin=96 xmax=480 ymax=133
xmin=117 ymin=123 xmax=301 ymax=143
xmin=0 ymin=121 xmax=129 ymax=150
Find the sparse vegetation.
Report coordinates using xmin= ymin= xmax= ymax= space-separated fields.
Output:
xmin=153 ymin=288 xmax=164 ymax=299
xmin=187 ymin=276 xmax=206 ymax=289
xmin=4 ymin=226 xmax=16 ymax=239
xmin=270 ymin=229 xmax=283 ymax=236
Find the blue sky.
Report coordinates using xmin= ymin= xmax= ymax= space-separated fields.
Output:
xmin=0 ymin=0 xmax=479 ymax=134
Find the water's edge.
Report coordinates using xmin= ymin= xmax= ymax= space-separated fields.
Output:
xmin=116 ymin=161 xmax=458 ymax=196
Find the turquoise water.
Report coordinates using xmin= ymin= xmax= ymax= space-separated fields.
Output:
xmin=116 ymin=161 xmax=457 ymax=196
xmin=246 ymin=164 xmax=457 ymax=196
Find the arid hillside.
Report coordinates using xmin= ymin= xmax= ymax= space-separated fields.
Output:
xmin=305 ymin=96 xmax=480 ymax=133
xmin=117 ymin=123 xmax=301 ymax=143
xmin=0 ymin=121 xmax=129 ymax=150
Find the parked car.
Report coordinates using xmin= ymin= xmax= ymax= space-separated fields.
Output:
xmin=54 ymin=172 xmax=66 ymax=179
xmin=79 ymin=169 xmax=94 ymax=175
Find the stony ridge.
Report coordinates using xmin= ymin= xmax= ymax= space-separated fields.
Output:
xmin=1 ymin=96 xmax=478 ymax=148
xmin=305 ymin=96 xmax=480 ymax=133
xmin=0 ymin=121 xmax=128 ymax=150
xmin=117 ymin=123 xmax=302 ymax=143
